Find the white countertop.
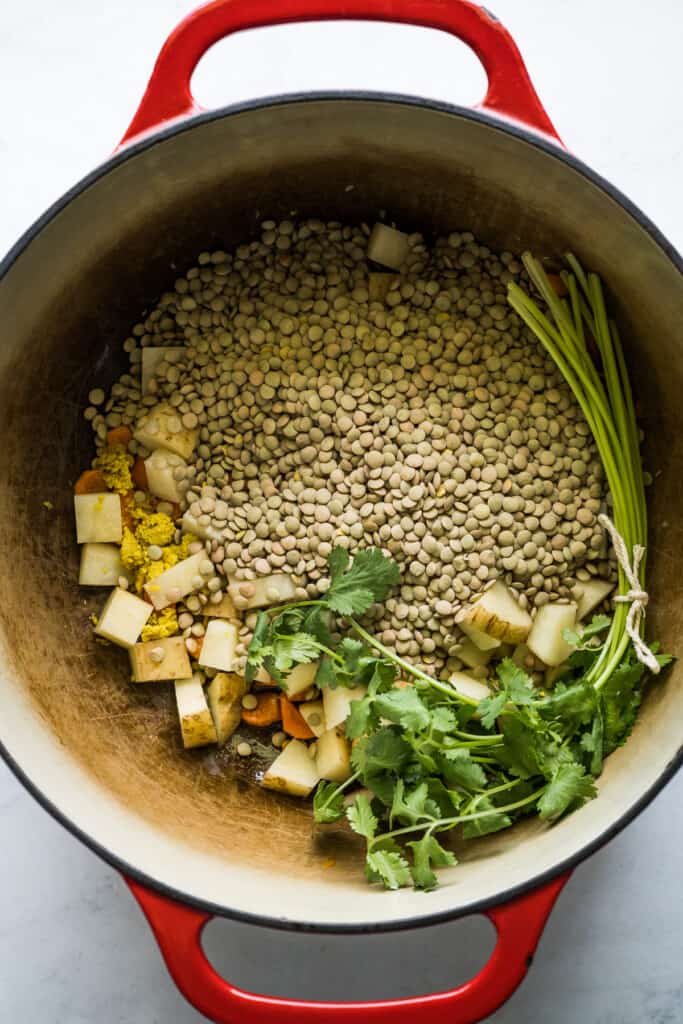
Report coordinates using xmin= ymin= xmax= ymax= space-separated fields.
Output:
xmin=1 ymin=1 xmax=681 ymax=1020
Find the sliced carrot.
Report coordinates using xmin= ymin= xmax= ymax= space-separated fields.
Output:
xmin=106 ymin=425 xmax=133 ymax=447
xmin=242 ymin=693 xmax=281 ymax=727
xmin=547 ymin=272 xmax=568 ymax=297
xmin=280 ymin=695 xmax=315 ymax=740
xmin=131 ymin=456 xmax=148 ymax=491
xmin=119 ymin=491 xmax=137 ymax=532
xmin=74 ymin=468 xmax=108 ymax=495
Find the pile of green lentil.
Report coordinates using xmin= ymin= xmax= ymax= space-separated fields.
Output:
xmin=85 ymin=219 xmax=614 ymax=675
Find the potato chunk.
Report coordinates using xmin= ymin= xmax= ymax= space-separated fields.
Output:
xmin=134 ymin=402 xmax=198 ymax=460
xmin=175 ymin=675 xmax=218 ymax=748
xmin=458 ymin=581 xmax=532 ymax=645
xmin=197 ymin=620 xmax=237 ymax=672
xmin=95 ymin=587 xmax=152 ymax=648
xmin=79 ymin=543 xmax=127 ymax=587
xmin=74 ymin=493 xmax=122 ymax=544
xmin=315 ymin=728 xmax=352 ymax=782
xmin=143 ymin=552 xmax=204 ymax=611
xmin=262 ymin=739 xmax=320 ymax=797
xmin=130 ymin=636 xmax=191 ymax=682
xmin=206 ymin=672 xmax=246 ymax=744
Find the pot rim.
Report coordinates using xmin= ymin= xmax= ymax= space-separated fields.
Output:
xmin=1 ymin=89 xmax=681 ymax=935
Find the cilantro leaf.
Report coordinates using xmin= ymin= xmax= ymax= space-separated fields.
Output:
xmin=407 ymin=833 xmax=457 ymax=890
xmin=462 ymin=797 xmax=513 ymax=838
xmin=439 ymin=749 xmax=487 ymax=791
xmin=351 ymin=728 xmax=412 ymax=776
xmin=345 ymin=695 xmax=376 ymax=739
xmin=314 ymin=656 xmax=338 ymax=689
xmin=496 ymin=658 xmax=535 ymax=705
xmin=374 ymin=687 xmax=431 ymax=732
xmin=600 ymin=659 xmax=646 ymax=755
xmin=390 ymin=779 xmax=430 ymax=826
xmin=538 ymin=762 xmax=597 ymax=820
xmin=302 ymin=605 xmax=333 ymax=647
xmin=325 ymin=548 xmax=400 ymax=617
xmin=346 ymin=793 xmax=378 ymax=839
xmin=328 ymin=546 xmax=350 ymax=583
xmin=269 ymin=631 xmax=322 ymax=672
xmin=478 ymin=691 xmax=507 ymax=730
xmin=495 ymin=715 xmax=542 ymax=778
xmin=563 ymin=614 xmax=611 ymax=648
xmin=365 ymin=849 xmax=412 ymax=890
xmin=366 ymin=659 xmax=398 ymax=695
xmin=313 ymin=781 xmax=346 ymax=824
xmin=245 ymin=610 xmax=275 ymax=682
xmin=429 ymin=706 xmax=457 ymax=734
xmin=537 ymin=680 xmax=597 ymax=735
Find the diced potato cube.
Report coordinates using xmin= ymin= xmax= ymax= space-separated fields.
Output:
xmin=198 ymin=619 xmax=237 ymax=672
xmin=141 ymin=346 xmax=185 ymax=394
xmin=130 ymin=636 xmax=191 ymax=682
xmin=458 ymin=581 xmax=532 ymax=645
xmin=144 ymin=450 xmax=186 ymax=503
xmin=299 ymin=700 xmax=326 ymax=738
xmin=203 ymin=592 xmax=239 ymax=621
xmin=281 ymin=661 xmax=319 ymax=699
xmin=367 ymin=223 xmax=409 ymax=270
xmin=79 ymin=543 xmax=127 ymax=587
xmin=262 ymin=739 xmax=320 ymax=797
xmin=449 ymin=671 xmax=492 ymax=704
xmin=206 ymin=672 xmax=246 ymax=744
xmin=368 ymin=272 xmax=395 ymax=302
xmin=228 ymin=573 xmax=296 ymax=611
xmin=144 ymin=552 xmax=204 ymax=610
xmin=181 ymin=511 xmax=224 ymax=543
xmin=315 ymin=728 xmax=352 ymax=782
xmin=74 ymin=493 xmax=122 ymax=544
xmin=455 ymin=636 xmax=493 ymax=670
xmin=322 ymin=684 xmax=367 ymax=731
xmin=175 ymin=674 xmax=218 ymax=748
xmin=572 ymin=578 xmax=615 ymax=621
xmin=527 ymin=602 xmax=578 ymax=667
xmin=457 ymin=620 xmax=501 ymax=652
xmin=95 ymin=587 xmax=152 ymax=649
xmin=134 ymin=402 xmax=198 ymax=460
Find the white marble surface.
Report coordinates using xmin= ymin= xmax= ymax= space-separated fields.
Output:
xmin=1 ymin=1 xmax=682 ymax=1020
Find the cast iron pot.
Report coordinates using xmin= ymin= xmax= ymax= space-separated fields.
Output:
xmin=0 ymin=1 xmax=681 ymax=1021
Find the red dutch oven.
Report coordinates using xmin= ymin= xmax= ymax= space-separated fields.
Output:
xmin=0 ymin=1 xmax=681 ymax=1021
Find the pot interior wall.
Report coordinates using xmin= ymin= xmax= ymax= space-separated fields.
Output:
xmin=0 ymin=98 xmax=680 ymax=927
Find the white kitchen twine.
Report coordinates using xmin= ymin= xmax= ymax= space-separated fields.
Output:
xmin=598 ymin=513 xmax=660 ymax=674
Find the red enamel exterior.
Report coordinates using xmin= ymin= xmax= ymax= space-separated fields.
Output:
xmin=120 ymin=0 xmax=560 ymax=147
xmin=127 ymin=872 xmax=570 ymax=1023
xmin=120 ymin=1 xmax=567 ymax=1019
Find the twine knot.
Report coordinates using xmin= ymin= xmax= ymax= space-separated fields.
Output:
xmin=598 ymin=513 xmax=660 ymax=674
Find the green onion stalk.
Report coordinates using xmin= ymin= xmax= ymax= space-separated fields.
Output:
xmin=507 ymin=254 xmax=647 ymax=690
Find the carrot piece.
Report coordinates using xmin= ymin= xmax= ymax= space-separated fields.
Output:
xmin=280 ymin=695 xmax=315 ymax=739
xmin=242 ymin=693 xmax=281 ymax=727
xmin=119 ymin=491 xmax=137 ymax=532
xmin=547 ymin=272 xmax=568 ymax=297
xmin=106 ymin=425 xmax=133 ymax=447
xmin=74 ymin=468 xmax=108 ymax=494
xmin=131 ymin=456 xmax=148 ymax=491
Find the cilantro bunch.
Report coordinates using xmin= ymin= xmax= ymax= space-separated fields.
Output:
xmin=246 ymin=548 xmax=671 ymax=891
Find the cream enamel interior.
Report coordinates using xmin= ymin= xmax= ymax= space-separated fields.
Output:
xmin=0 ymin=97 xmax=681 ymax=928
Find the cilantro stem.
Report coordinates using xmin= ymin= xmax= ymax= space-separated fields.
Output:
xmin=368 ymin=789 xmax=543 ymax=847
xmin=347 ymin=619 xmax=478 ymax=706
xmin=317 ymin=771 xmax=361 ymax=814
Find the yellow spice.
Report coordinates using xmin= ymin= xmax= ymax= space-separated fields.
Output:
xmin=94 ymin=444 xmax=133 ymax=494
xmin=141 ymin=606 xmax=179 ymax=641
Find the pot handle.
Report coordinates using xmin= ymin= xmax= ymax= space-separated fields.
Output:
xmin=120 ymin=0 xmax=560 ymax=147
xmin=125 ymin=871 xmax=569 ymax=1023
